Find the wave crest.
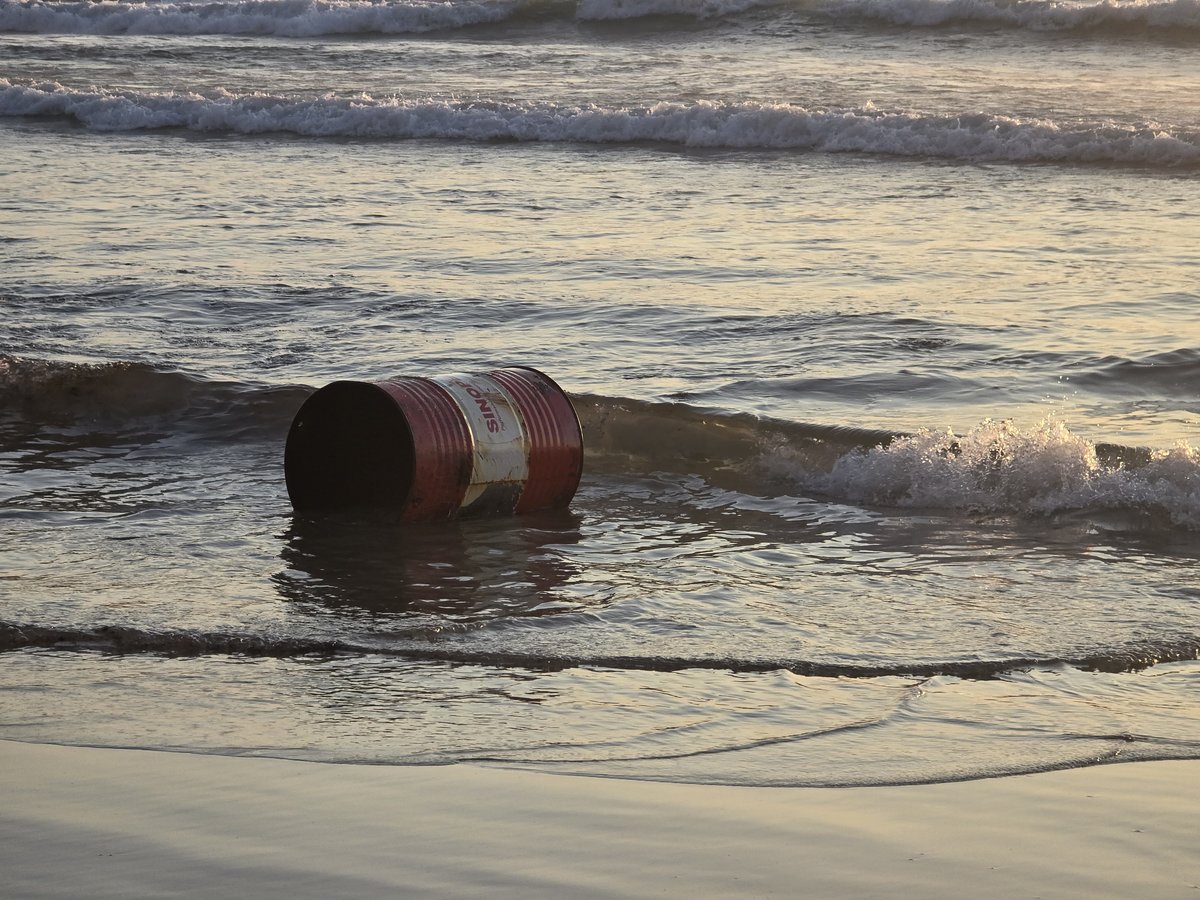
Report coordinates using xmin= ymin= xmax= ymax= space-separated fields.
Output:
xmin=4 ymin=81 xmax=1198 ymax=167
xmin=0 ymin=354 xmax=306 ymax=436
xmin=809 ymin=417 xmax=1200 ymax=527
xmin=3 ymin=0 xmax=1197 ymax=34
xmin=5 ymin=357 xmax=1198 ymax=530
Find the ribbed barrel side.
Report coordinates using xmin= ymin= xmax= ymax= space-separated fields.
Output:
xmin=376 ymin=377 xmax=473 ymax=522
xmin=488 ymin=367 xmax=583 ymax=514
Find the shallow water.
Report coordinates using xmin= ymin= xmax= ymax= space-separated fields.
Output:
xmin=2 ymin=0 xmax=1198 ymax=786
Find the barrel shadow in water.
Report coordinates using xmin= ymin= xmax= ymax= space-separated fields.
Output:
xmin=274 ymin=509 xmax=586 ymax=623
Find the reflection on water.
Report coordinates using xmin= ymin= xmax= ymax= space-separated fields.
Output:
xmin=3 ymin=398 xmax=1199 ymax=785
xmin=267 ymin=473 xmax=1200 ymax=678
xmin=275 ymin=509 xmax=585 ymax=621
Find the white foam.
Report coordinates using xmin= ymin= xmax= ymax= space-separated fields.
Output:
xmin=3 ymin=81 xmax=1199 ymax=167
xmin=818 ymin=0 xmax=1200 ymax=32
xmin=3 ymin=0 xmax=1197 ymax=34
xmin=810 ymin=418 xmax=1200 ymax=528
xmin=0 ymin=0 xmax=526 ymax=37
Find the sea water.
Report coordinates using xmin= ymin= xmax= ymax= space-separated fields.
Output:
xmin=1 ymin=0 xmax=1198 ymax=786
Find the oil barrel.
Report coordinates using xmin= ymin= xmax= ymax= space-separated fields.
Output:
xmin=284 ymin=367 xmax=582 ymax=521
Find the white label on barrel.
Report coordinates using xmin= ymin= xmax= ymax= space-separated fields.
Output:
xmin=431 ymin=374 xmax=529 ymax=506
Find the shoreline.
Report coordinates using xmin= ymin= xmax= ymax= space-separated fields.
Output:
xmin=3 ymin=740 xmax=1198 ymax=898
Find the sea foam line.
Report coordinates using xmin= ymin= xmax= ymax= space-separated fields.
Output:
xmin=804 ymin=418 xmax=1200 ymax=528
xmin=3 ymin=80 xmax=1199 ymax=167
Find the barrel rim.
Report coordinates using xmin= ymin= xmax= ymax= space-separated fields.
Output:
xmin=284 ymin=379 xmax=418 ymax=512
xmin=501 ymin=364 xmax=584 ymax=497
xmin=503 ymin=364 xmax=583 ymax=440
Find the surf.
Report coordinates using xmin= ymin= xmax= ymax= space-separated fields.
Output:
xmin=4 ymin=355 xmax=1199 ymax=531
xmin=3 ymin=81 xmax=1199 ymax=168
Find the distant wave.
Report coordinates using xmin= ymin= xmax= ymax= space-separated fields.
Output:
xmin=819 ymin=0 xmax=1200 ymax=33
xmin=0 ymin=0 xmax=538 ymax=36
xmin=1 ymin=0 xmax=1196 ymax=35
xmin=575 ymin=0 xmax=776 ymax=19
xmin=3 ymin=80 xmax=1198 ymax=167
xmin=3 ymin=621 xmax=1197 ymax=676
xmin=0 ymin=0 xmax=772 ymax=36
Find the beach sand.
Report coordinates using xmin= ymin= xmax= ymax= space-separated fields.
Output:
xmin=2 ymin=740 xmax=1197 ymax=898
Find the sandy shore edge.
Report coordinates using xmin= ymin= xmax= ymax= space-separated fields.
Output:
xmin=3 ymin=740 xmax=1198 ymax=898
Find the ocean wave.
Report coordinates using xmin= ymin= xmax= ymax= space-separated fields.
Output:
xmin=575 ymin=0 xmax=775 ymax=20
xmin=802 ymin=417 xmax=1200 ymax=528
xmin=0 ymin=0 xmax=800 ymax=38
xmin=818 ymin=0 xmax=1200 ymax=34
xmin=576 ymin=396 xmax=1200 ymax=529
xmin=3 ymin=621 xmax=1196 ymax=676
xmin=3 ymin=0 xmax=1196 ymax=35
xmin=3 ymin=80 xmax=1198 ymax=167
xmin=0 ymin=0 xmax=535 ymax=37
xmin=0 ymin=0 xmax=772 ymax=37
xmin=6 ymin=357 xmax=1198 ymax=529
xmin=1071 ymin=348 xmax=1200 ymax=395
xmin=0 ymin=354 xmax=307 ymax=438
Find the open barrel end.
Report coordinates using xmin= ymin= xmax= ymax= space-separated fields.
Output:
xmin=284 ymin=381 xmax=415 ymax=511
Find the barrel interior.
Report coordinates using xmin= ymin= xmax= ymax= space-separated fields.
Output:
xmin=285 ymin=382 xmax=415 ymax=511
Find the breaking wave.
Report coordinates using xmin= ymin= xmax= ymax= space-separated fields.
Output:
xmin=803 ymin=418 xmax=1200 ymax=528
xmin=575 ymin=397 xmax=1200 ymax=529
xmin=3 ymin=80 xmax=1199 ymax=167
xmin=4 ymin=356 xmax=1199 ymax=529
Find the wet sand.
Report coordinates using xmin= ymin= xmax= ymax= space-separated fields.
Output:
xmin=2 ymin=740 xmax=1197 ymax=899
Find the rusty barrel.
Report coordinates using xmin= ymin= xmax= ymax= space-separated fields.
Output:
xmin=284 ymin=367 xmax=582 ymax=521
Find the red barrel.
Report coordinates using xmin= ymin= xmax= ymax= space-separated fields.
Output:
xmin=284 ymin=367 xmax=583 ymax=521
